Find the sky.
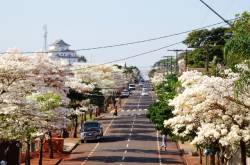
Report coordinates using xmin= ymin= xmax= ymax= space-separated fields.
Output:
xmin=0 ymin=0 xmax=249 ymax=77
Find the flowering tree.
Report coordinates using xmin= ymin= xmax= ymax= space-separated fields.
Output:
xmin=150 ymin=73 xmax=165 ymax=87
xmin=0 ymin=50 xmax=69 ymax=164
xmin=164 ymin=70 xmax=250 ymax=165
xmin=69 ymin=64 xmax=128 ymax=108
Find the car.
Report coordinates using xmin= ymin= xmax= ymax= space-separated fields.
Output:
xmin=139 ymin=81 xmax=144 ymax=87
xmin=128 ymin=84 xmax=136 ymax=90
xmin=141 ymin=91 xmax=149 ymax=96
xmin=141 ymin=88 xmax=149 ymax=96
xmin=121 ymin=89 xmax=130 ymax=98
xmin=80 ymin=121 xmax=103 ymax=143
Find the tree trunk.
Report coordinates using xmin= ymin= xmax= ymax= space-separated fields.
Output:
xmin=80 ymin=113 xmax=84 ymax=129
xmin=90 ymin=109 xmax=93 ymax=119
xmin=48 ymin=131 xmax=54 ymax=159
xmin=240 ymin=140 xmax=246 ymax=165
xmin=25 ymin=139 xmax=31 ymax=165
xmin=84 ymin=112 xmax=87 ymax=122
xmin=95 ymin=107 xmax=98 ymax=117
xmin=217 ymin=152 xmax=220 ymax=165
xmin=199 ymin=148 xmax=203 ymax=164
xmin=38 ymin=137 xmax=44 ymax=165
xmin=210 ymin=153 xmax=215 ymax=165
xmin=73 ymin=115 xmax=78 ymax=138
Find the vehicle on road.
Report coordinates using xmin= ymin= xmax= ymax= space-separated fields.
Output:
xmin=128 ymin=84 xmax=136 ymax=90
xmin=139 ymin=80 xmax=145 ymax=87
xmin=141 ymin=87 xmax=149 ymax=96
xmin=121 ymin=89 xmax=130 ymax=98
xmin=80 ymin=121 xmax=103 ymax=143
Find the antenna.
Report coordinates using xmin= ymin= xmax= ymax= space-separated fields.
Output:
xmin=43 ymin=24 xmax=48 ymax=52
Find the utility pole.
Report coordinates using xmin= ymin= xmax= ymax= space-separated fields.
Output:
xmin=170 ymin=56 xmax=173 ymax=74
xmin=167 ymin=49 xmax=183 ymax=75
xmin=185 ymin=49 xmax=188 ymax=71
xmin=204 ymin=45 xmax=209 ymax=73
xmin=168 ymin=49 xmax=192 ymax=73
xmin=43 ymin=24 xmax=48 ymax=52
xmin=162 ymin=56 xmax=170 ymax=75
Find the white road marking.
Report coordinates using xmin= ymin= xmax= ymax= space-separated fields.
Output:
xmin=81 ymin=117 xmax=114 ymax=165
xmin=126 ymin=143 xmax=129 ymax=148
xmin=128 ymin=138 xmax=130 ymax=142
xmin=132 ymin=109 xmax=136 ymax=111
xmin=137 ymin=94 xmax=142 ymax=109
xmin=122 ymin=155 xmax=125 ymax=161
xmin=104 ymin=118 xmax=114 ymax=135
xmin=139 ymin=109 xmax=142 ymax=111
xmin=124 ymin=150 xmax=127 ymax=154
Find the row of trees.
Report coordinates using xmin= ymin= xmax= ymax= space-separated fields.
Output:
xmin=147 ymin=74 xmax=178 ymax=136
xmin=164 ymin=12 xmax=250 ymax=165
xmin=0 ymin=51 xmax=129 ymax=164
xmin=149 ymin=12 xmax=250 ymax=165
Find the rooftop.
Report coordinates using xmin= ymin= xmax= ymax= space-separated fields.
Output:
xmin=51 ymin=39 xmax=70 ymax=46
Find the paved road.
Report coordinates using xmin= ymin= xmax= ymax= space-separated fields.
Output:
xmin=61 ymin=83 xmax=184 ymax=165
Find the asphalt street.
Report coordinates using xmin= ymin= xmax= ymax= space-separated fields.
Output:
xmin=61 ymin=84 xmax=184 ymax=165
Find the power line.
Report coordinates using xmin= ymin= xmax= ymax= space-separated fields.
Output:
xmin=71 ymin=41 xmax=183 ymax=71
xmin=0 ymin=41 xmax=182 ymax=74
xmin=0 ymin=19 xmax=235 ymax=55
xmin=199 ymin=0 xmax=233 ymax=27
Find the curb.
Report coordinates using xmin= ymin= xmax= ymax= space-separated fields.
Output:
xmin=55 ymin=158 xmax=63 ymax=165
xmin=63 ymin=141 xmax=80 ymax=154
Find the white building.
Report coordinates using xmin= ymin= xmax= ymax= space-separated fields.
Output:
xmin=48 ymin=39 xmax=78 ymax=65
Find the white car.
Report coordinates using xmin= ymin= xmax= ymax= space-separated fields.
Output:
xmin=121 ymin=89 xmax=130 ymax=98
xmin=141 ymin=88 xmax=149 ymax=96
xmin=141 ymin=91 xmax=149 ymax=96
xmin=128 ymin=84 xmax=136 ymax=90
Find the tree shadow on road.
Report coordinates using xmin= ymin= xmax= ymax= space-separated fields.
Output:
xmin=65 ymin=155 xmax=183 ymax=164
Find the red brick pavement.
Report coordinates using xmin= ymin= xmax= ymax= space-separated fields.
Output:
xmin=21 ymin=152 xmax=70 ymax=165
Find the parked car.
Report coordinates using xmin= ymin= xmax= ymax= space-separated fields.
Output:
xmin=121 ymin=89 xmax=130 ymax=98
xmin=80 ymin=121 xmax=103 ymax=143
xmin=128 ymin=84 xmax=136 ymax=90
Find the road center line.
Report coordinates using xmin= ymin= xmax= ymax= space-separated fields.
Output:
xmin=137 ymin=94 xmax=142 ymax=109
xmin=81 ymin=117 xmax=114 ymax=165
xmin=104 ymin=117 xmax=114 ymax=135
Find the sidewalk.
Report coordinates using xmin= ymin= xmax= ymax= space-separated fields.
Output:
xmin=21 ymin=152 xmax=66 ymax=165
xmin=178 ymin=142 xmax=205 ymax=165
xmin=63 ymin=138 xmax=80 ymax=153
xmin=160 ymin=139 xmax=186 ymax=165
xmin=21 ymin=138 xmax=80 ymax=165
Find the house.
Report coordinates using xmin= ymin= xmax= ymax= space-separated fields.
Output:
xmin=48 ymin=39 xmax=78 ymax=65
